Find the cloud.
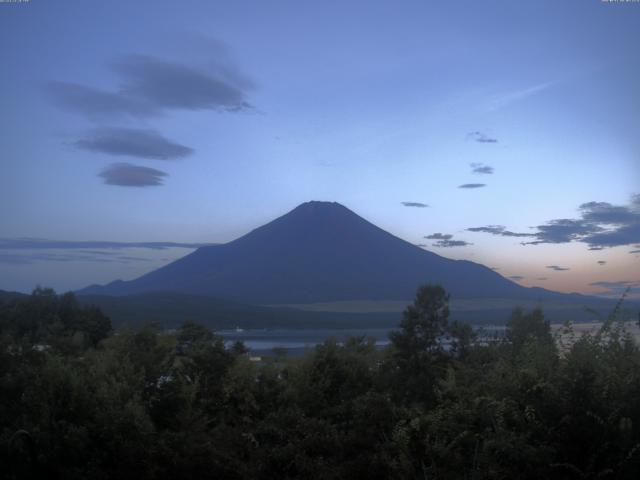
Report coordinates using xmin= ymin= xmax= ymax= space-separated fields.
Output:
xmin=112 ymin=54 xmax=251 ymax=112
xmin=0 ymin=238 xmax=214 ymax=250
xmin=415 ymin=243 xmax=427 ymax=248
xmin=470 ymin=195 xmax=640 ymax=249
xmin=529 ymin=219 xmax=602 ymax=245
xmin=46 ymin=82 xmax=156 ymax=120
xmin=546 ymin=265 xmax=570 ymax=271
xmin=536 ymin=277 xmax=548 ymax=281
xmin=433 ymin=240 xmax=472 ymax=248
xmin=509 ymin=275 xmax=525 ymax=281
xmin=458 ymin=183 xmax=486 ymax=189
xmin=75 ymin=128 xmax=193 ymax=160
xmin=630 ymin=250 xmax=640 ymax=254
xmin=468 ymin=131 xmax=497 ymax=143
xmin=401 ymin=201 xmax=429 ymax=208
xmin=527 ymin=195 xmax=640 ymax=248
xmin=487 ymin=82 xmax=553 ymax=111
xmin=597 ymin=261 xmax=607 ymax=265
xmin=425 ymin=233 xmax=453 ymax=240
xmin=425 ymin=233 xmax=472 ymax=248
xmin=0 ymin=252 xmax=144 ymax=265
xmin=466 ymin=225 xmax=536 ymax=238
xmin=432 ymin=240 xmax=472 ymax=248
xmin=98 ymin=163 xmax=168 ymax=187
xmin=47 ymin=46 xmax=253 ymax=119
xmin=470 ymin=163 xmax=494 ymax=175
xmin=582 ymin=223 xmax=640 ymax=248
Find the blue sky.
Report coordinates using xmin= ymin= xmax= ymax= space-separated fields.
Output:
xmin=1 ymin=0 xmax=639 ymax=297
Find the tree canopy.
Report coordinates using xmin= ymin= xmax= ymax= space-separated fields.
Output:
xmin=1 ymin=285 xmax=639 ymax=479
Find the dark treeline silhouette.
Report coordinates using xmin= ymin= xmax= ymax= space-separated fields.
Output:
xmin=1 ymin=286 xmax=639 ymax=479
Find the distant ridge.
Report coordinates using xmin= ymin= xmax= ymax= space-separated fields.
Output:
xmin=79 ymin=201 xmax=580 ymax=304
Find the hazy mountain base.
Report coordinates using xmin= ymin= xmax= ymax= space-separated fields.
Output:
xmin=78 ymin=292 xmax=632 ymax=330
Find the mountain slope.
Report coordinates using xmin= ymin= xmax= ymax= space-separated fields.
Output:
xmin=79 ymin=201 xmax=573 ymax=303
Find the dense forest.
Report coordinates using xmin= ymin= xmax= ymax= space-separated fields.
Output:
xmin=1 ymin=286 xmax=639 ymax=479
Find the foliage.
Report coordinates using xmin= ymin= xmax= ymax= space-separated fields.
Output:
xmin=1 ymin=285 xmax=640 ymax=479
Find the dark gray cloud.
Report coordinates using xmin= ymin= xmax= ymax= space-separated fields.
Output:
xmin=467 ymin=225 xmax=535 ymax=238
xmin=433 ymin=239 xmax=473 ymax=248
xmin=113 ymin=54 xmax=251 ymax=112
xmin=425 ymin=233 xmax=453 ymax=240
xmin=468 ymin=131 xmax=498 ymax=143
xmin=579 ymin=200 xmax=639 ymax=225
xmin=75 ymin=128 xmax=193 ymax=160
xmin=469 ymin=194 xmax=640 ymax=249
xmin=47 ymin=46 xmax=253 ymax=119
xmin=582 ymin=223 xmax=640 ymax=248
xmin=509 ymin=275 xmax=525 ymax=281
xmin=597 ymin=261 xmax=607 ymax=265
xmin=401 ymin=201 xmax=429 ymax=208
xmin=415 ymin=243 xmax=427 ymax=247
xmin=99 ymin=163 xmax=168 ymax=187
xmin=46 ymin=81 xmax=156 ymax=120
xmin=630 ymin=250 xmax=640 ymax=254
xmin=546 ymin=265 xmax=570 ymax=271
xmin=0 ymin=238 xmax=213 ymax=250
xmin=529 ymin=219 xmax=602 ymax=245
xmin=470 ymin=162 xmax=494 ymax=175
xmin=458 ymin=183 xmax=486 ymax=189
xmin=425 ymin=233 xmax=472 ymax=247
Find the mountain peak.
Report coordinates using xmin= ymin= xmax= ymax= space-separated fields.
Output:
xmin=289 ymin=200 xmax=350 ymax=215
xmin=78 ymin=201 xmax=530 ymax=303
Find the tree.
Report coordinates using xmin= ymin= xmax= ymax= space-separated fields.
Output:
xmin=506 ymin=307 xmax=553 ymax=352
xmin=388 ymin=284 xmax=450 ymax=405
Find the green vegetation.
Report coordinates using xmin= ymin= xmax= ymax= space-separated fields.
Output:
xmin=1 ymin=286 xmax=640 ymax=479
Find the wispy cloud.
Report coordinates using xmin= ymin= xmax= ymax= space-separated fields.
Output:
xmin=470 ymin=163 xmax=494 ymax=175
xmin=425 ymin=233 xmax=452 ymax=240
xmin=486 ymin=82 xmax=553 ymax=111
xmin=425 ymin=233 xmax=472 ymax=248
xmin=433 ymin=239 xmax=472 ymax=248
xmin=509 ymin=275 xmax=525 ymax=281
xmin=458 ymin=183 xmax=486 ymax=189
xmin=99 ymin=163 xmax=168 ymax=187
xmin=546 ymin=265 xmax=570 ymax=271
xmin=597 ymin=261 xmax=607 ymax=265
xmin=0 ymin=252 xmax=153 ymax=265
xmin=75 ymin=128 xmax=193 ymax=160
xmin=467 ymin=131 xmax=497 ymax=143
xmin=0 ymin=238 xmax=214 ymax=250
xmin=466 ymin=225 xmax=535 ymax=238
xmin=401 ymin=201 xmax=429 ymax=208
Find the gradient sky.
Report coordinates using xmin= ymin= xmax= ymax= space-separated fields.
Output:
xmin=1 ymin=0 xmax=639 ymax=298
